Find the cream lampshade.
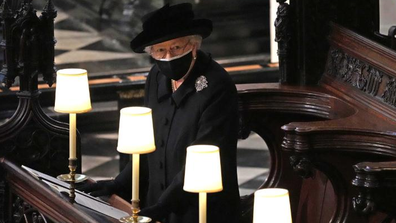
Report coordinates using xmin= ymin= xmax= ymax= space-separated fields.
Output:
xmin=117 ymin=107 xmax=156 ymax=154
xmin=117 ymin=106 xmax=155 ymax=223
xmin=253 ymin=188 xmax=292 ymax=223
xmin=183 ymin=145 xmax=223 ymax=193
xmin=54 ymin=68 xmax=92 ymax=113
xmin=183 ymin=145 xmax=223 ymax=223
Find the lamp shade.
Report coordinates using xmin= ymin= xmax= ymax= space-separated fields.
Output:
xmin=117 ymin=107 xmax=156 ymax=154
xmin=183 ymin=145 xmax=223 ymax=193
xmin=253 ymin=188 xmax=292 ymax=223
xmin=54 ymin=68 xmax=92 ymax=113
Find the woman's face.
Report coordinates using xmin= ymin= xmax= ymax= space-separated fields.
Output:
xmin=150 ymin=36 xmax=197 ymax=60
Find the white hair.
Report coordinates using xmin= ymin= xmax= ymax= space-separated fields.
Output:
xmin=144 ymin=35 xmax=203 ymax=54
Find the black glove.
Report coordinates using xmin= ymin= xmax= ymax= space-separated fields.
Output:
xmin=77 ymin=180 xmax=117 ymax=197
xmin=140 ymin=203 xmax=170 ymax=222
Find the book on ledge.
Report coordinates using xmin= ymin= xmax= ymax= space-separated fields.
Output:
xmin=21 ymin=165 xmax=129 ymax=220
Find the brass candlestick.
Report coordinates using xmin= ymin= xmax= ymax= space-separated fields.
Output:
xmin=68 ymin=158 xmax=77 ymax=203
xmin=119 ymin=200 xmax=151 ymax=223
xmin=132 ymin=200 xmax=140 ymax=222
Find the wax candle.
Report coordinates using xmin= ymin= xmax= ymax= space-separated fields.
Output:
xmin=69 ymin=113 xmax=77 ymax=159
xmin=132 ymin=154 xmax=140 ymax=201
xmin=199 ymin=192 xmax=207 ymax=223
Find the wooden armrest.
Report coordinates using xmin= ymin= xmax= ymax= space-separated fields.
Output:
xmin=353 ymin=161 xmax=396 ymax=188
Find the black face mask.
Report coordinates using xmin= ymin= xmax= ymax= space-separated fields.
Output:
xmin=155 ymin=50 xmax=193 ymax=80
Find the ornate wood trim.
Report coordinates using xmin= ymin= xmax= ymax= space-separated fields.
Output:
xmin=322 ymin=23 xmax=396 ymax=122
xmin=290 ymin=155 xmax=314 ymax=179
xmin=275 ymin=0 xmax=293 ymax=83
xmin=352 ymin=161 xmax=396 ymax=218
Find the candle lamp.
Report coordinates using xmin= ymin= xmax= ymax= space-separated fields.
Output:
xmin=117 ymin=107 xmax=156 ymax=223
xmin=183 ymin=145 xmax=223 ymax=223
xmin=253 ymin=188 xmax=292 ymax=223
xmin=54 ymin=68 xmax=92 ymax=202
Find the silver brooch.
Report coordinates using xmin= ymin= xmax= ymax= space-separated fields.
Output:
xmin=195 ymin=75 xmax=208 ymax=92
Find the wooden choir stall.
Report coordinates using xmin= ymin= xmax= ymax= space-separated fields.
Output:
xmin=238 ymin=0 xmax=396 ymax=223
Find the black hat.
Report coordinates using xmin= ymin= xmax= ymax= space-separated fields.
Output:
xmin=130 ymin=3 xmax=213 ymax=53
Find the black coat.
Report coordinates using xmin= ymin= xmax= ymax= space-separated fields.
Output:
xmin=116 ymin=51 xmax=240 ymax=223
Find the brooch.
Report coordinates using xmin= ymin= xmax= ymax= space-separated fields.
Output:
xmin=195 ymin=75 xmax=208 ymax=92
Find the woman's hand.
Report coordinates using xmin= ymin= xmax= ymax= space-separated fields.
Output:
xmin=77 ymin=180 xmax=117 ymax=197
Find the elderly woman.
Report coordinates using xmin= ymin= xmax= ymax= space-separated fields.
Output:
xmin=82 ymin=3 xmax=241 ymax=223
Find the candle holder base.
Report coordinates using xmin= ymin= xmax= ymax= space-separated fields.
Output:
xmin=119 ymin=216 xmax=151 ymax=223
xmin=57 ymin=173 xmax=88 ymax=183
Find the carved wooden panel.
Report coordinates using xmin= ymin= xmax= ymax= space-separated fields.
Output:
xmin=279 ymin=23 xmax=396 ymax=223
xmin=0 ymin=1 xmax=80 ymax=221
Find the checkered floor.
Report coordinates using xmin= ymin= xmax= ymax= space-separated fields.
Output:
xmin=33 ymin=0 xmax=270 ymax=75
xmin=52 ymin=8 xmax=152 ymax=74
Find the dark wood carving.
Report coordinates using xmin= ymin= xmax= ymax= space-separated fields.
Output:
xmin=289 ymin=155 xmax=314 ymax=179
xmin=239 ymin=20 xmax=396 ymax=222
xmin=0 ymin=1 xmax=81 ymax=222
xmin=1 ymin=0 xmax=54 ymax=88
xmin=352 ymin=161 xmax=396 ymax=222
xmin=12 ymin=197 xmax=50 ymax=223
xmin=279 ymin=23 xmax=396 ymax=223
xmin=0 ymin=0 xmax=75 ymax=175
xmin=324 ymin=30 xmax=396 ymax=110
xmin=275 ymin=0 xmax=293 ymax=84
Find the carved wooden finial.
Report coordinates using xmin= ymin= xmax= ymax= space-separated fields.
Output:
xmin=42 ymin=0 xmax=57 ymax=19
xmin=275 ymin=0 xmax=293 ymax=84
xmin=0 ymin=0 xmax=12 ymax=19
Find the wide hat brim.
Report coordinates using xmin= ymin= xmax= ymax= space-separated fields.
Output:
xmin=130 ymin=3 xmax=213 ymax=53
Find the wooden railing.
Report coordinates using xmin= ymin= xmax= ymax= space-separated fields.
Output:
xmin=0 ymin=157 xmax=121 ymax=223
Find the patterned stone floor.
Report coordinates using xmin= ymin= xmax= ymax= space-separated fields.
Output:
xmin=32 ymin=0 xmax=270 ymax=75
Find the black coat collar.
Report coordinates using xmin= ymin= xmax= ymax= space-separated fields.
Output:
xmin=157 ymin=50 xmax=211 ymax=107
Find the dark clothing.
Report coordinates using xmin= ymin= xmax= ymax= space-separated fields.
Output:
xmin=116 ymin=51 xmax=240 ymax=223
